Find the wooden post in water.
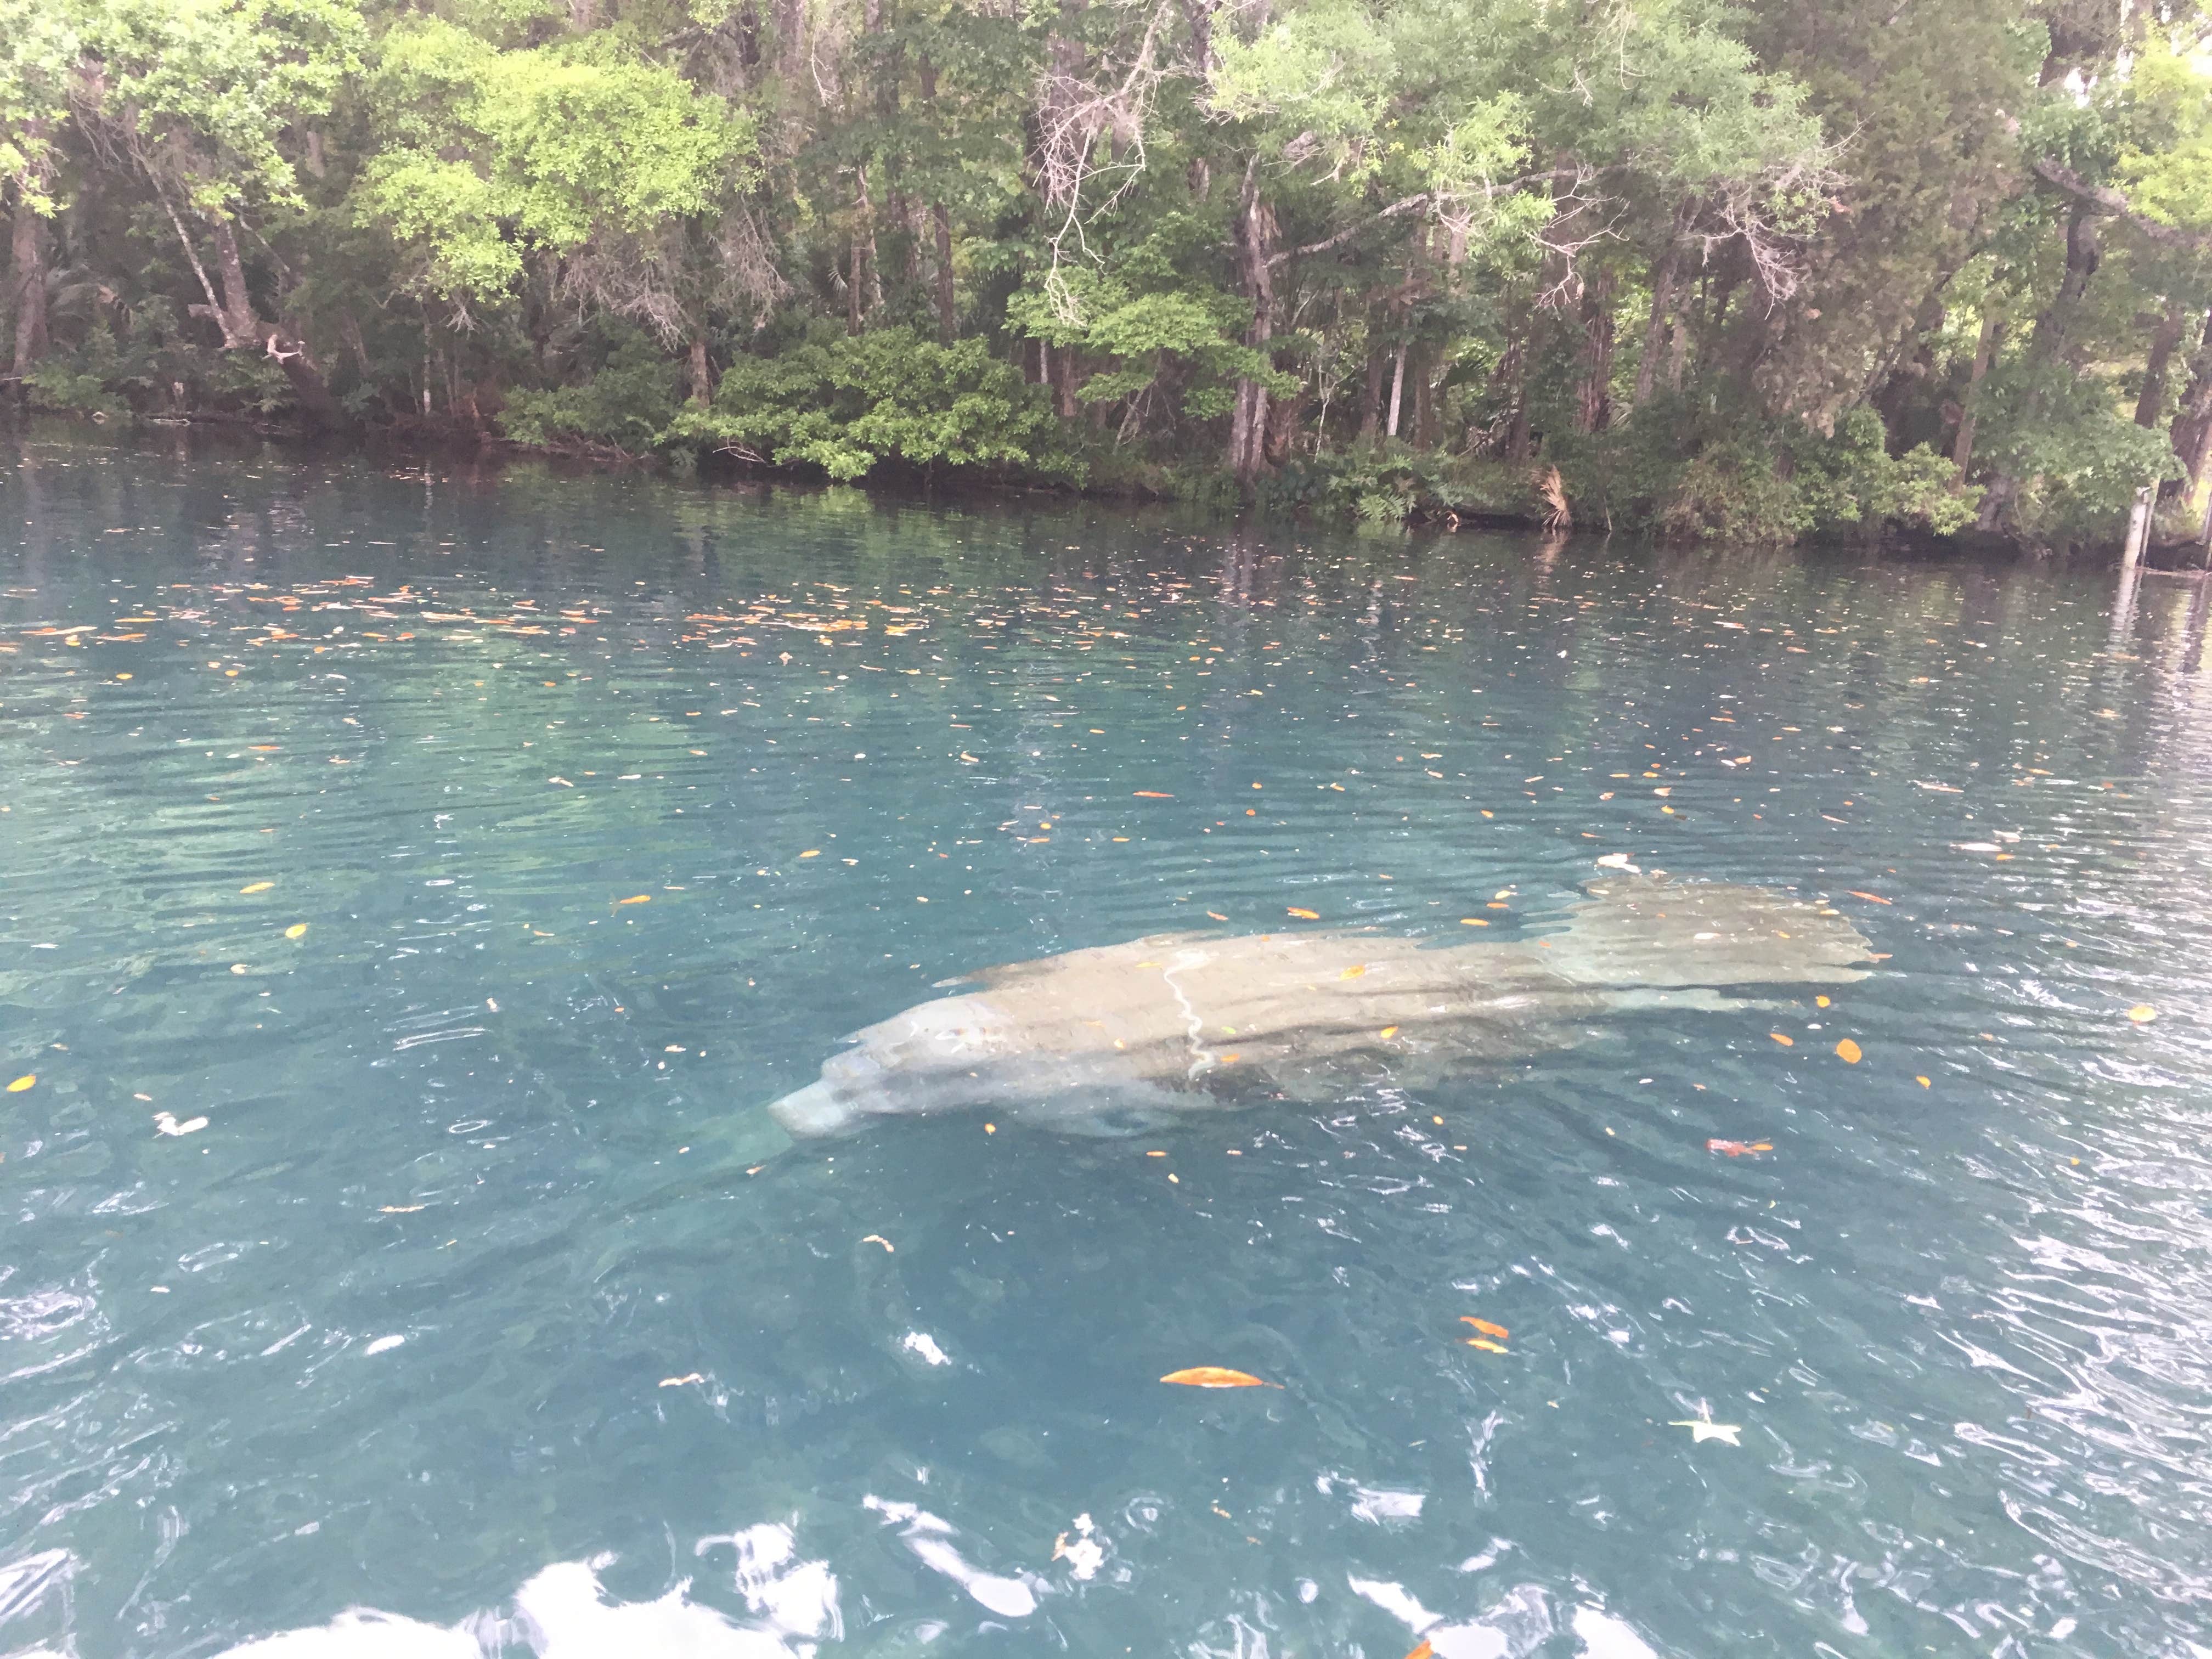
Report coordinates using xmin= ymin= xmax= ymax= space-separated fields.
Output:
xmin=2120 ymin=484 xmax=2154 ymax=572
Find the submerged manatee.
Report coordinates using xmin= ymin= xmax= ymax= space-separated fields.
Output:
xmin=767 ymin=876 xmax=1875 ymax=1137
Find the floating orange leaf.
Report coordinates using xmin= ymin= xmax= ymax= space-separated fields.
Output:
xmin=1460 ymin=1316 xmax=1509 ymax=1340
xmin=1845 ymin=890 xmax=1892 ymax=905
xmin=1161 ymin=1367 xmax=1279 ymax=1389
xmin=1834 ymin=1038 xmax=1861 ymax=1063
xmin=1133 ymin=791 xmax=1175 ymax=798
xmin=1287 ymin=906 xmax=1319 ymax=919
xmin=1707 ymin=1138 xmax=1773 ymax=1157
xmin=1769 ymin=1032 xmax=1794 ymax=1047
xmin=617 ymin=894 xmax=652 ymax=905
xmin=1405 ymin=1643 xmax=1434 ymax=1659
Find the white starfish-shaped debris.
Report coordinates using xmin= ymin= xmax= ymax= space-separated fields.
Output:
xmin=1667 ymin=1410 xmax=1743 ymax=1446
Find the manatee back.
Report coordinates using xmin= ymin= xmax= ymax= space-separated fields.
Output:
xmin=1533 ymin=877 xmax=1874 ymax=989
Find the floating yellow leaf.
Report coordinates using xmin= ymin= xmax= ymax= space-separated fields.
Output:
xmin=1286 ymin=906 xmax=1319 ymax=919
xmin=1834 ymin=1038 xmax=1861 ymax=1063
xmin=285 ymin=923 xmax=308 ymax=940
xmin=799 ymin=850 xmax=820 ymax=859
xmin=1465 ymin=1338 xmax=1509 ymax=1354
xmin=1379 ymin=1025 xmax=1400 ymax=1040
xmin=1161 ymin=1367 xmax=1279 ymax=1389
xmin=1460 ymin=918 xmax=1489 ymax=926
xmin=1916 ymin=1075 xmax=1931 ymax=1087
xmin=1769 ymin=1032 xmax=1794 ymax=1047
xmin=7 ymin=1074 xmax=33 ymax=1093
xmin=2125 ymin=1005 xmax=2157 ymax=1023
xmin=1460 ymin=1316 xmax=1510 ymax=1339
xmin=1340 ymin=964 xmax=1367 ymax=979
xmin=617 ymin=894 xmax=651 ymax=905
xmin=240 ymin=881 xmax=274 ymax=894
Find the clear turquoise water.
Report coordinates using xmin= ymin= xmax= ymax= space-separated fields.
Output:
xmin=3 ymin=440 xmax=2210 ymax=1658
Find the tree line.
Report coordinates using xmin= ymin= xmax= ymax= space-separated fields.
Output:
xmin=4 ymin=0 xmax=2210 ymax=546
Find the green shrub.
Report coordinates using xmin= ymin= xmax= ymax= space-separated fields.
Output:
xmin=1563 ymin=402 xmax=1980 ymax=543
xmin=499 ymin=332 xmax=684 ymax=453
xmin=668 ymin=325 xmax=1076 ymax=482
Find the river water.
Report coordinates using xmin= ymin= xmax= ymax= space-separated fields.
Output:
xmin=3 ymin=439 xmax=2210 ymax=1658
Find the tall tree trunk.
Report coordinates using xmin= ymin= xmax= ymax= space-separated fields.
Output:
xmin=1225 ymin=158 xmax=1277 ymax=486
xmin=1575 ymin=269 xmax=1616 ymax=433
xmin=919 ymin=57 xmax=957 ymax=342
xmin=1412 ymin=342 xmax=1438 ymax=449
xmin=1981 ymin=202 xmax=2100 ymax=531
xmin=1358 ymin=347 xmax=1384 ymax=443
xmin=1500 ymin=335 xmax=1530 ymax=461
xmin=1951 ymin=312 xmax=1999 ymax=476
xmin=689 ymin=328 xmax=713 ymax=405
xmin=1180 ymin=0 xmax=1215 ymax=202
xmin=2029 ymin=201 xmax=2100 ymax=362
xmin=1385 ymin=340 xmax=1407 ymax=438
xmin=206 ymin=215 xmax=343 ymax=428
xmin=1180 ymin=0 xmax=1215 ymax=76
xmin=852 ymin=165 xmax=882 ymax=322
xmin=1632 ymin=205 xmax=1690 ymax=409
xmin=209 ymin=215 xmax=263 ymax=349
xmin=1053 ymin=339 xmax=1079 ymax=417
xmin=10 ymin=166 xmax=52 ymax=381
xmin=2171 ymin=310 xmax=2212 ymax=519
xmin=2135 ymin=304 xmax=2185 ymax=428
xmin=933 ymin=202 xmax=957 ymax=341
xmin=775 ymin=0 xmax=809 ymax=100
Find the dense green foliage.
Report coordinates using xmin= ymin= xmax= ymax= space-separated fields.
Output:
xmin=5 ymin=0 xmax=2211 ymax=546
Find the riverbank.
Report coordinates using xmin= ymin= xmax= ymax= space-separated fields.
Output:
xmin=22 ymin=405 xmax=2204 ymax=567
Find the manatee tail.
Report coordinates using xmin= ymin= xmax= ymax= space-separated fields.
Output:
xmin=1538 ymin=877 xmax=1874 ymax=989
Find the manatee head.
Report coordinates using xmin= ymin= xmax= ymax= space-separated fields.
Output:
xmin=766 ymin=1077 xmax=861 ymax=1138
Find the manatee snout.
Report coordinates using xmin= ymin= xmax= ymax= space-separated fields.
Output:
xmin=766 ymin=1079 xmax=860 ymax=1138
